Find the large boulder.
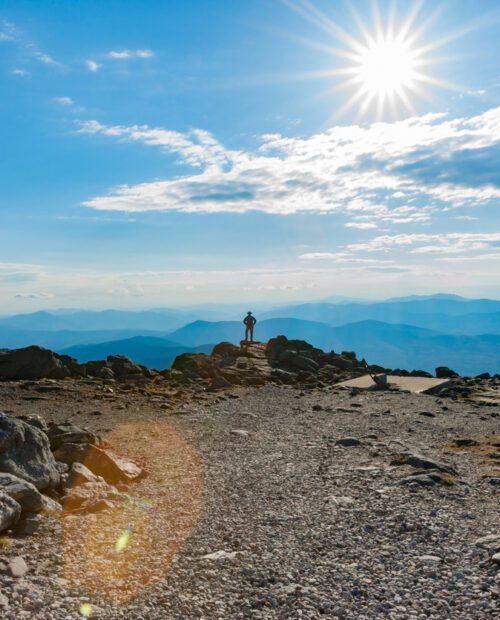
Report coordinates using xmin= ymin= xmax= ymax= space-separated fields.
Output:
xmin=211 ymin=342 xmax=240 ymax=359
xmin=106 ymin=355 xmax=151 ymax=380
xmin=436 ymin=366 xmax=459 ymax=378
xmin=60 ymin=462 xmax=101 ymax=492
xmin=0 ymin=491 xmax=21 ymax=532
xmin=0 ymin=346 xmax=75 ymax=380
xmin=0 ymin=472 xmax=44 ymax=512
xmin=0 ymin=414 xmax=60 ymax=490
xmin=62 ymin=479 xmax=126 ymax=514
xmin=54 ymin=442 xmax=142 ymax=486
xmin=47 ymin=423 xmax=99 ymax=450
xmin=172 ymin=353 xmax=217 ymax=380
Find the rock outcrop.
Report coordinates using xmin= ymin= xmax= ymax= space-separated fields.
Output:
xmin=0 ymin=472 xmax=45 ymax=512
xmin=0 ymin=411 xmax=145 ymax=530
xmin=0 ymin=346 xmax=80 ymax=380
xmin=0 ymin=491 xmax=22 ymax=532
xmin=0 ymin=413 xmax=60 ymax=490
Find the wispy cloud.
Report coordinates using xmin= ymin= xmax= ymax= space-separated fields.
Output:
xmin=79 ymin=107 xmax=500 ymax=219
xmin=107 ymin=49 xmax=154 ymax=59
xmin=33 ymin=50 xmax=63 ymax=67
xmin=346 ymin=232 xmax=500 ymax=256
xmin=0 ymin=262 xmax=44 ymax=284
xmin=53 ymin=96 xmax=74 ymax=106
xmin=345 ymin=221 xmax=378 ymax=230
xmin=85 ymin=59 xmax=101 ymax=72
xmin=0 ymin=20 xmax=16 ymax=41
xmin=12 ymin=68 xmax=29 ymax=76
xmin=77 ymin=120 xmax=234 ymax=168
xmin=15 ymin=292 xmax=54 ymax=300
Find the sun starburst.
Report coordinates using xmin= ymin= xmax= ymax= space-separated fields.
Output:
xmin=283 ymin=0 xmax=459 ymax=121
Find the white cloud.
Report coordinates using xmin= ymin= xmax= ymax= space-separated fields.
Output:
xmin=79 ymin=106 xmax=500 ymax=217
xmin=107 ymin=49 xmax=154 ymax=59
xmin=346 ymin=233 xmax=500 ymax=256
xmin=12 ymin=68 xmax=29 ymax=76
xmin=53 ymin=96 xmax=74 ymax=106
xmin=34 ymin=51 xmax=62 ymax=66
xmin=345 ymin=222 xmax=378 ymax=230
xmin=0 ymin=21 xmax=16 ymax=41
xmin=15 ymin=292 xmax=54 ymax=300
xmin=0 ymin=262 xmax=44 ymax=284
xmin=77 ymin=120 xmax=234 ymax=168
xmin=463 ymin=89 xmax=487 ymax=97
xmin=85 ymin=59 xmax=101 ymax=72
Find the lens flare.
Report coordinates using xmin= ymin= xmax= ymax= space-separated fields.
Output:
xmin=115 ymin=527 xmax=132 ymax=553
xmin=62 ymin=421 xmax=203 ymax=605
xmin=79 ymin=603 xmax=93 ymax=617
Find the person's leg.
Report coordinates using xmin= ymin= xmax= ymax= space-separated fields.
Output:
xmin=249 ymin=327 xmax=254 ymax=342
xmin=245 ymin=326 xmax=250 ymax=341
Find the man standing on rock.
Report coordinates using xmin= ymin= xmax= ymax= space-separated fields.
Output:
xmin=243 ymin=311 xmax=257 ymax=342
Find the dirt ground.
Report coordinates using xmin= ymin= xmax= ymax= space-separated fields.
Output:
xmin=0 ymin=378 xmax=498 ymax=619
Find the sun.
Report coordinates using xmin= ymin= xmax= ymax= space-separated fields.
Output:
xmin=338 ymin=20 xmax=435 ymax=119
xmin=355 ymin=36 xmax=418 ymax=100
xmin=283 ymin=0 xmax=456 ymax=121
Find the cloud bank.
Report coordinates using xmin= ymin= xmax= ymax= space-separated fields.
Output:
xmin=80 ymin=107 xmax=500 ymax=224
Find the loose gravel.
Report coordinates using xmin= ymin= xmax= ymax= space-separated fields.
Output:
xmin=0 ymin=381 xmax=498 ymax=619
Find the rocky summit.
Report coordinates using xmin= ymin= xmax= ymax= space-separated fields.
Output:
xmin=0 ymin=337 xmax=498 ymax=619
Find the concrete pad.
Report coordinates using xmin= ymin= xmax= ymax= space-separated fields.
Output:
xmin=336 ymin=374 xmax=452 ymax=395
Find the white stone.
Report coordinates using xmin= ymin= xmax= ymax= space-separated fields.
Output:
xmin=418 ymin=555 xmax=442 ymax=563
xmin=9 ymin=556 xmax=28 ymax=577
xmin=202 ymin=550 xmax=239 ymax=561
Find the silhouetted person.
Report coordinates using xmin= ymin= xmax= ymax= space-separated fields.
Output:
xmin=243 ymin=311 xmax=257 ymax=342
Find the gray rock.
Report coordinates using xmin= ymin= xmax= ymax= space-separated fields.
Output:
xmin=392 ymin=451 xmax=458 ymax=476
xmin=14 ymin=513 xmax=41 ymax=535
xmin=230 ymin=429 xmax=250 ymax=438
xmin=41 ymin=495 xmax=62 ymax=514
xmin=0 ymin=491 xmax=21 ymax=532
xmin=475 ymin=534 xmax=500 ymax=552
xmin=452 ymin=438 xmax=480 ymax=447
xmin=0 ymin=414 xmax=60 ymax=490
xmin=418 ymin=554 xmax=442 ymax=563
xmin=62 ymin=462 xmax=101 ymax=493
xmin=47 ymin=423 xmax=98 ymax=450
xmin=55 ymin=443 xmax=143 ymax=488
xmin=8 ymin=556 xmax=28 ymax=577
xmin=53 ymin=442 xmax=88 ymax=465
xmin=400 ymin=470 xmax=453 ymax=487
xmin=16 ymin=415 xmax=48 ymax=432
xmin=336 ymin=437 xmax=362 ymax=447
xmin=62 ymin=479 xmax=126 ymax=514
xmin=202 ymin=550 xmax=240 ymax=561
xmin=0 ymin=472 xmax=44 ymax=512
xmin=435 ymin=366 xmax=459 ymax=378
xmin=0 ymin=346 xmax=73 ymax=380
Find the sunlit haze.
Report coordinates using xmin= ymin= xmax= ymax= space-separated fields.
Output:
xmin=0 ymin=0 xmax=499 ymax=312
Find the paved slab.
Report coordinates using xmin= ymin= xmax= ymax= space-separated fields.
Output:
xmin=336 ymin=374 xmax=452 ymax=395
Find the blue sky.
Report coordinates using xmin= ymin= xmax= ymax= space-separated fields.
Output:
xmin=1 ymin=0 xmax=499 ymax=311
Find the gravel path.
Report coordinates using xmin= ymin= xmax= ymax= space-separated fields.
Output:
xmin=0 ymin=382 xmax=499 ymax=619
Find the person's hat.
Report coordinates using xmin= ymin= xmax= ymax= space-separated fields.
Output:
xmin=247 ymin=311 xmax=252 ymax=314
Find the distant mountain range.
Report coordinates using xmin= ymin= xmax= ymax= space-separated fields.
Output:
xmin=0 ymin=295 xmax=499 ymax=375
xmin=0 ymin=309 xmax=196 ymax=332
xmin=260 ymin=297 xmax=500 ymax=334
xmin=60 ymin=337 xmax=213 ymax=370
